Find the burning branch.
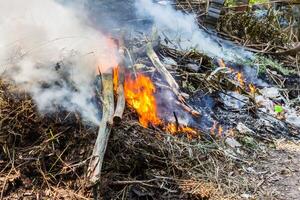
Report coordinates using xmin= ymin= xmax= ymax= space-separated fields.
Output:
xmin=113 ymin=68 xmax=125 ymax=124
xmin=113 ymin=40 xmax=126 ymax=124
xmin=88 ymin=69 xmax=114 ymax=185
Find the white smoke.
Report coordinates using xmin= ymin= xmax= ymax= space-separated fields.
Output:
xmin=135 ymin=0 xmax=252 ymax=61
xmin=0 ymin=0 xmax=119 ymax=125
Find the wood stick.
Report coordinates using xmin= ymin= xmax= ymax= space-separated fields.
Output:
xmin=146 ymin=41 xmax=200 ymax=116
xmin=88 ymin=69 xmax=114 ymax=185
xmin=146 ymin=41 xmax=179 ymax=91
xmin=269 ymin=43 xmax=300 ymax=56
xmin=113 ymin=36 xmax=126 ymax=124
xmin=113 ymin=66 xmax=125 ymax=124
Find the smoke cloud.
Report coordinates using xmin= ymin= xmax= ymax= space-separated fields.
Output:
xmin=135 ymin=0 xmax=252 ymax=61
xmin=0 ymin=0 xmax=119 ymax=125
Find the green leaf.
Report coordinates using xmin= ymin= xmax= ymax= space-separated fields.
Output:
xmin=274 ymin=105 xmax=283 ymax=113
xmin=249 ymin=0 xmax=268 ymax=5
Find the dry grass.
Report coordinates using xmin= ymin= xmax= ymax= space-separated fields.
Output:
xmin=0 ymin=78 xmax=265 ymax=199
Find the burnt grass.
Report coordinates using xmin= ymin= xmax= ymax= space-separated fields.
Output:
xmin=1 ymin=38 xmax=300 ymax=200
xmin=0 ymin=79 xmax=268 ymax=200
xmin=1 ymin=70 xmax=299 ymax=200
xmin=1 ymin=39 xmax=299 ymax=200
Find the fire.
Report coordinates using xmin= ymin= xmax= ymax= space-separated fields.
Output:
xmin=236 ymin=72 xmax=245 ymax=88
xmin=113 ymin=66 xmax=119 ymax=92
xmin=218 ymin=59 xmax=246 ymax=89
xmin=123 ymin=72 xmax=198 ymax=138
xmin=210 ymin=121 xmax=217 ymax=136
xmin=165 ymin=123 xmax=198 ymax=139
xmin=218 ymin=125 xmax=223 ymax=137
xmin=249 ymin=83 xmax=256 ymax=95
xmin=210 ymin=121 xmax=224 ymax=137
xmin=124 ymin=73 xmax=161 ymax=127
xmin=180 ymin=126 xmax=198 ymax=139
xmin=166 ymin=123 xmax=177 ymax=133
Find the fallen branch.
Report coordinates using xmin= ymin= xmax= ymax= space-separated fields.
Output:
xmin=113 ymin=44 xmax=126 ymax=124
xmin=146 ymin=41 xmax=200 ymax=116
xmin=270 ymin=43 xmax=300 ymax=56
xmin=146 ymin=41 xmax=179 ymax=91
xmin=87 ymin=69 xmax=114 ymax=185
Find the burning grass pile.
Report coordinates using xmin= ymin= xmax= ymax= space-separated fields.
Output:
xmin=1 ymin=1 xmax=300 ymax=199
xmin=1 ymin=32 xmax=300 ymax=200
xmin=1 ymin=39 xmax=299 ymax=199
xmin=0 ymin=73 xmax=275 ymax=199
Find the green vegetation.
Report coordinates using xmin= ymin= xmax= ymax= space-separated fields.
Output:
xmin=274 ymin=105 xmax=284 ymax=113
xmin=226 ymin=0 xmax=269 ymax=7
xmin=247 ymin=55 xmax=297 ymax=76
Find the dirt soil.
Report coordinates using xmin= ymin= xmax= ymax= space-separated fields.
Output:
xmin=256 ymin=140 xmax=300 ymax=199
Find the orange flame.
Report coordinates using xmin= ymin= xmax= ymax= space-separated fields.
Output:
xmin=113 ymin=66 xmax=119 ymax=92
xmin=210 ymin=121 xmax=224 ymax=137
xmin=166 ymin=123 xmax=177 ymax=133
xmin=218 ymin=125 xmax=223 ymax=137
xmin=124 ymin=73 xmax=161 ymax=127
xmin=180 ymin=125 xmax=198 ymax=139
xmin=236 ymin=72 xmax=245 ymax=88
xmin=124 ymin=72 xmax=197 ymax=138
xmin=210 ymin=121 xmax=217 ymax=136
xmin=165 ymin=123 xmax=198 ymax=139
xmin=249 ymin=83 xmax=256 ymax=95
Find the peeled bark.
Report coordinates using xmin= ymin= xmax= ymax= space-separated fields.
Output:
xmin=147 ymin=41 xmax=200 ymax=116
xmin=113 ymin=66 xmax=125 ymax=124
xmin=87 ymin=70 xmax=114 ymax=185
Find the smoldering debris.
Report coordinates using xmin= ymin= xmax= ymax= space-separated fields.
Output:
xmin=1 ymin=0 xmax=300 ymax=199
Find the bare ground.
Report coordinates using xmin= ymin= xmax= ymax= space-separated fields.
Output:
xmin=255 ymin=140 xmax=300 ymax=200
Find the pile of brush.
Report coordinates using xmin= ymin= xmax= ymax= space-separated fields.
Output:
xmin=1 ymin=1 xmax=300 ymax=200
xmin=0 ymin=77 xmax=258 ymax=200
xmin=1 ymin=33 xmax=299 ymax=199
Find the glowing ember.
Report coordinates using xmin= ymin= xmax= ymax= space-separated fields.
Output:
xmin=210 ymin=121 xmax=224 ymax=137
xmin=218 ymin=125 xmax=223 ymax=137
xmin=124 ymin=73 xmax=161 ymax=127
xmin=210 ymin=121 xmax=217 ymax=135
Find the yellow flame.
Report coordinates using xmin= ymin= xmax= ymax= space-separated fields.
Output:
xmin=236 ymin=72 xmax=245 ymax=88
xmin=249 ymin=83 xmax=256 ymax=95
xmin=124 ymin=73 xmax=197 ymax=138
xmin=218 ymin=125 xmax=223 ymax=137
xmin=113 ymin=66 xmax=119 ymax=92
xmin=165 ymin=123 xmax=198 ymax=139
xmin=210 ymin=121 xmax=217 ymax=135
xmin=124 ymin=73 xmax=161 ymax=127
